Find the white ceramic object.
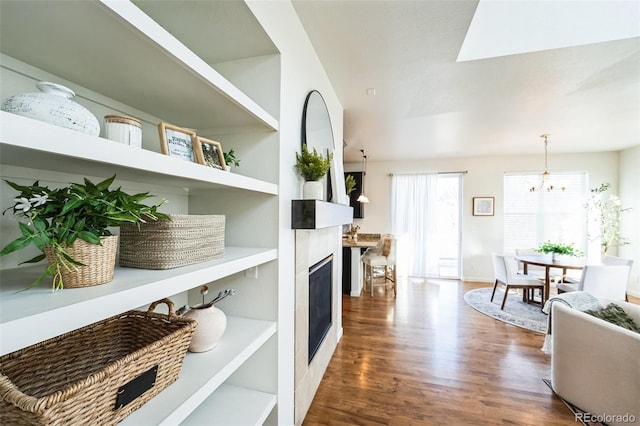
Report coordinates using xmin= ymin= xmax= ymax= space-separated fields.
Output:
xmin=1 ymin=81 xmax=100 ymax=136
xmin=104 ymin=115 xmax=142 ymax=148
xmin=184 ymin=304 xmax=227 ymax=353
xmin=303 ymin=181 xmax=323 ymax=200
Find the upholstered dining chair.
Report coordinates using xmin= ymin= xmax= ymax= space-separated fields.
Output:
xmin=362 ymin=235 xmax=397 ymax=297
xmin=556 ymin=263 xmax=632 ymax=301
xmin=491 ymin=253 xmax=545 ymax=310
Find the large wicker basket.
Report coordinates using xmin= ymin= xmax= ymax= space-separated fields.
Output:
xmin=0 ymin=299 xmax=196 ymax=426
xmin=119 ymin=214 xmax=225 ymax=269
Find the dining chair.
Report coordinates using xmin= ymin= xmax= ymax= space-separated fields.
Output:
xmin=362 ymin=235 xmax=396 ymax=297
xmin=491 ymin=253 xmax=545 ymax=310
xmin=556 ymin=263 xmax=632 ymax=301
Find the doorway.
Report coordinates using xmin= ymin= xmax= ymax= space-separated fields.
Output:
xmin=391 ymin=173 xmax=462 ymax=279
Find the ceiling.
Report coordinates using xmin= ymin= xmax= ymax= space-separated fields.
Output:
xmin=292 ymin=0 xmax=640 ymax=162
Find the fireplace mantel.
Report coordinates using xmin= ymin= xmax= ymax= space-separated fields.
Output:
xmin=291 ymin=200 xmax=353 ymax=229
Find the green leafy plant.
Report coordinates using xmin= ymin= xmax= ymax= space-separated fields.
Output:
xmin=535 ymin=241 xmax=583 ymax=257
xmin=223 ymin=149 xmax=240 ymax=168
xmin=345 ymin=174 xmax=356 ymax=195
xmin=586 ymin=182 xmax=631 ymax=255
xmin=1 ymin=175 xmax=169 ymax=290
xmin=294 ymin=144 xmax=333 ymax=181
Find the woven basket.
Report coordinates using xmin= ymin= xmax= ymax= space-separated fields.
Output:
xmin=0 ymin=299 xmax=196 ymax=426
xmin=119 ymin=214 xmax=225 ymax=270
xmin=43 ymin=235 xmax=118 ymax=288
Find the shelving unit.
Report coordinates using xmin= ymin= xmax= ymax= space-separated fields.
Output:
xmin=0 ymin=0 xmax=281 ymax=424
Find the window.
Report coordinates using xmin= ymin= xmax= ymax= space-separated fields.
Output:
xmin=503 ymin=172 xmax=588 ymax=255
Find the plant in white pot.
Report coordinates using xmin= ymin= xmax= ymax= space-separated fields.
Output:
xmin=295 ymin=143 xmax=333 ymax=200
xmin=1 ymin=175 xmax=168 ymax=290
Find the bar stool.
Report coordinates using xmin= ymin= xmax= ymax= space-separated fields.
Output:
xmin=362 ymin=236 xmax=397 ymax=297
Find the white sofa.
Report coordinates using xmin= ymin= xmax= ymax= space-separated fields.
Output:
xmin=551 ymin=299 xmax=640 ymax=425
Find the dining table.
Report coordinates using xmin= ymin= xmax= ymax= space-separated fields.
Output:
xmin=515 ymin=254 xmax=587 ymax=304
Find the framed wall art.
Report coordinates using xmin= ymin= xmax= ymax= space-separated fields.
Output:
xmin=473 ymin=197 xmax=495 ymax=216
xmin=158 ymin=122 xmax=198 ymax=163
xmin=195 ymin=137 xmax=227 ymax=171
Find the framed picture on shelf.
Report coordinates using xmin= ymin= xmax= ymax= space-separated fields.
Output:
xmin=158 ymin=122 xmax=198 ymax=163
xmin=473 ymin=197 xmax=495 ymax=216
xmin=195 ymin=137 xmax=227 ymax=171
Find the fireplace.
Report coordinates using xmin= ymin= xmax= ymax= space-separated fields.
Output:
xmin=308 ymin=254 xmax=333 ymax=364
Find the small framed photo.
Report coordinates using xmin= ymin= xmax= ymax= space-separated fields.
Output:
xmin=473 ymin=197 xmax=495 ymax=216
xmin=158 ymin=122 xmax=198 ymax=163
xmin=195 ymin=137 xmax=227 ymax=171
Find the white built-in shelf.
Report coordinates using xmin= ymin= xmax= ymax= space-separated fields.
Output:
xmin=121 ymin=317 xmax=276 ymax=426
xmin=0 ymin=112 xmax=278 ymax=195
xmin=0 ymin=0 xmax=278 ymax=132
xmin=182 ymin=384 xmax=276 ymax=426
xmin=0 ymin=247 xmax=277 ymax=356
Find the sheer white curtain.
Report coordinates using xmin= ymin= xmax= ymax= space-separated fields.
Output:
xmin=391 ymin=173 xmax=439 ymax=277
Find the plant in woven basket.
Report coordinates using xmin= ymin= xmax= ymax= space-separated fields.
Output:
xmin=1 ymin=175 xmax=169 ymax=290
xmin=295 ymin=144 xmax=333 ymax=181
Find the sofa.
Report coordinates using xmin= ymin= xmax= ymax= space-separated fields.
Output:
xmin=551 ymin=299 xmax=640 ymax=425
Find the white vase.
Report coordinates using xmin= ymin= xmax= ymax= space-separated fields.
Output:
xmin=1 ymin=81 xmax=100 ymax=136
xmin=303 ymin=180 xmax=323 ymax=200
xmin=184 ymin=304 xmax=227 ymax=353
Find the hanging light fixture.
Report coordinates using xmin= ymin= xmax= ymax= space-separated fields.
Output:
xmin=529 ymin=134 xmax=565 ymax=192
xmin=357 ymin=149 xmax=370 ymax=203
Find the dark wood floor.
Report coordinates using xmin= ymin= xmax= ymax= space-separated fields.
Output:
xmin=304 ymin=278 xmax=582 ymax=425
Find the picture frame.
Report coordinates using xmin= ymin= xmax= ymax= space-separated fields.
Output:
xmin=473 ymin=197 xmax=495 ymax=216
xmin=195 ymin=136 xmax=227 ymax=171
xmin=158 ymin=122 xmax=198 ymax=163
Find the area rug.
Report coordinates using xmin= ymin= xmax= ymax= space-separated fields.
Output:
xmin=464 ymin=287 xmax=548 ymax=334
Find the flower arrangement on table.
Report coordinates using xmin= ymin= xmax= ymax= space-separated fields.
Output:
xmin=1 ymin=175 xmax=168 ymax=290
xmin=535 ymin=241 xmax=583 ymax=258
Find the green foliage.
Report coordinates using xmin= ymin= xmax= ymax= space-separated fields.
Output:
xmin=295 ymin=144 xmax=333 ymax=181
xmin=223 ymin=149 xmax=240 ymax=168
xmin=586 ymin=182 xmax=631 ymax=254
xmin=345 ymin=174 xmax=357 ymax=195
xmin=1 ymin=175 xmax=169 ymax=290
xmin=535 ymin=241 xmax=583 ymax=257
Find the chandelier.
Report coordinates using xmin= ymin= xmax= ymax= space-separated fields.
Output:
xmin=356 ymin=149 xmax=370 ymax=203
xmin=529 ymin=134 xmax=565 ymax=192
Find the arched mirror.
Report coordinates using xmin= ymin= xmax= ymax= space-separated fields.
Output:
xmin=301 ymin=90 xmax=346 ymax=203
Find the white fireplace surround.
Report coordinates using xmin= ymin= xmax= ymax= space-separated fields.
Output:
xmin=294 ymin=227 xmax=343 ymax=425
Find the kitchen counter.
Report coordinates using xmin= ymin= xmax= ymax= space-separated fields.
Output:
xmin=342 ymin=234 xmax=381 ymax=296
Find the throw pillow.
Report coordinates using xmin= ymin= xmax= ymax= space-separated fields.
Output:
xmin=584 ymin=303 xmax=640 ymax=334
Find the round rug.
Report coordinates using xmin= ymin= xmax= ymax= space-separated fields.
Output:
xmin=464 ymin=287 xmax=548 ymax=334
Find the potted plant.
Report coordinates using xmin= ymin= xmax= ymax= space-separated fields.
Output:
xmin=223 ymin=149 xmax=240 ymax=171
xmin=586 ymin=182 xmax=631 ymax=256
xmin=295 ymin=143 xmax=333 ymax=200
xmin=1 ymin=175 xmax=168 ymax=290
xmin=345 ymin=174 xmax=356 ymax=196
xmin=535 ymin=241 xmax=583 ymax=261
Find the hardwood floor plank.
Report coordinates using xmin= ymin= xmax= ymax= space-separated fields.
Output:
xmin=303 ymin=279 xmax=579 ymax=425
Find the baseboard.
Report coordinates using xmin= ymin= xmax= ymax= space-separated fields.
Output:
xmin=461 ymin=276 xmax=494 ymax=284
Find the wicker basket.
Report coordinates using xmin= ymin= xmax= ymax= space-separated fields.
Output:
xmin=0 ymin=299 xmax=196 ymax=426
xmin=119 ymin=214 xmax=225 ymax=269
xmin=43 ymin=235 xmax=118 ymax=288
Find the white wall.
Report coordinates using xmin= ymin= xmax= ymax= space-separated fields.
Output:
xmin=345 ymin=150 xmax=637 ymax=284
xmin=247 ymin=2 xmax=344 ymax=424
xmin=619 ymin=145 xmax=640 ymax=296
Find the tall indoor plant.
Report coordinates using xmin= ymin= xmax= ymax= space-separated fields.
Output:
xmin=295 ymin=143 xmax=333 ymax=200
xmin=1 ymin=175 xmax=168 ymax=290
xmin=586 ymin=182 xmax=631 ymax=256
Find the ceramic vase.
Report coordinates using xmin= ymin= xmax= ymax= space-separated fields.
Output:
xmin=1 ymin=81 xmax=100 ymax=136
xmin=184 ymin=304 xmax=227 ymax=352
xmin=303 ymin=180 xmax=323 ymax=200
